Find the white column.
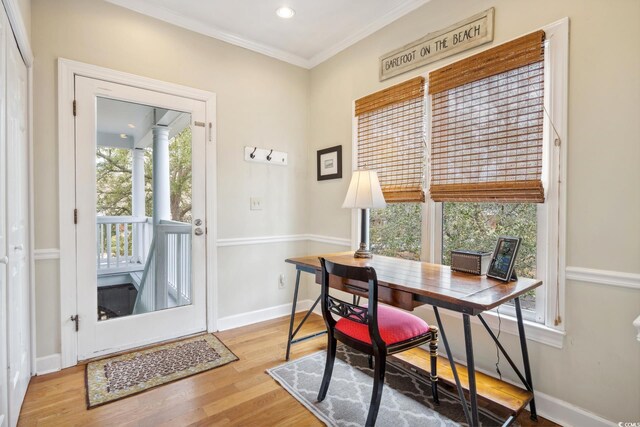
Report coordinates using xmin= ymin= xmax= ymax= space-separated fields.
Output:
xmin=132 ymin=148 xmax=146 ymax=218
xmin=132 ymin=148 xmax=146 ymax=262
xmin=152 ymin=126 xmax=171 ymax=310
xmin=152 ymin=126 xmax=171 ymax=224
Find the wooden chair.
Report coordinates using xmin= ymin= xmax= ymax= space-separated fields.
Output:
xmin=317 ymin=258 xmax=439 ymax=426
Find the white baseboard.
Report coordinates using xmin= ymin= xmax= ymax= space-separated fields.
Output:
xmin=217 ymin=299 xmax=314 ymax=331
xmin=435 ymin=349 xmax=615 ymax=427
xmin=532 ymin=389 xmax=615 ymax=427
xmin=36 ymin=353 xmax=62 ymax=375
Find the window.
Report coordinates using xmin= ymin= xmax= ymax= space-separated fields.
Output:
xmin=359 ymin=20 xmax=568 ymax=335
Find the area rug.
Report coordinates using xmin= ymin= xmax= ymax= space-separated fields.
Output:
xmin=268 ymin=346 xmax=506 ymax=426
xmin=86 ymin=334 xmax=238 ymax=408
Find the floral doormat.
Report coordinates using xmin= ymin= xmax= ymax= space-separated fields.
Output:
xmin=85 ymin=334 xmax=238 ymax=408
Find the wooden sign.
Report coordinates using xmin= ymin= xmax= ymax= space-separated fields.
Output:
xmin=379 ymin=8 xmax=494 ymax=81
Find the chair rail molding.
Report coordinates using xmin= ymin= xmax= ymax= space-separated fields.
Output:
xmin=216 ymin=234 xmax=351 ymax=248
xmin=565 ymin=266 xmax=640 ymax=290
xmin=34 ymin=248 xmax=61 ymax=261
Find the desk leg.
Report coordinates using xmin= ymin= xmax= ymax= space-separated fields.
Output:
xmin=515 ymin=297 xmax=538 ymax=421
xmin=463 ymin=314 xmax=480 ymax=427
xmin=285 ymin=269 xmax=302 ymax=361
xmin=433 ymin=307 xmax=471 ymax=425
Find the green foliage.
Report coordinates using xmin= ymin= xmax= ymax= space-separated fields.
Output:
xmin=442 ymin=203 xmax=537 ymax=279
xmin=370 ymin=203 xmax=422 ymax=260
xmin=96 ymin=147 xmax=133 ymax=217
xmin=369 ymin=202 xmax=538 ymax=280
xmin=96 ymin=127 xmax=193 ymax=222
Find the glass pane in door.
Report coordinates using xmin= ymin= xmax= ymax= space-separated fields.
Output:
xmin=95 ymin=97 xmax=193 ymax=320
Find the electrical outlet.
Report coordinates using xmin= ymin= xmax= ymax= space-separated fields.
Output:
xmin=278 ymin=273 xmax=285 ymax=289
xmin=250 ymin=197 xmax=263 ymax=210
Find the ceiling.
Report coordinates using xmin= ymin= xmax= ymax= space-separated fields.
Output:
xmin=105 ymin=0 xmax=430 ymax=68
xmin=97 ymin=97 xmax=190 ymax=149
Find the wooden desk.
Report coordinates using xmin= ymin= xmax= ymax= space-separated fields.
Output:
xmin=285 ymin=252 xmax=542 ymax=427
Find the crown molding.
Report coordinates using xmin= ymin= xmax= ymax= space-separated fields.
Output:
xmin=105 ymin=0 xmax=430 ymax=69
xmin=2 ymin=0 xmax=33 ymax=66
xmin=307 ymin=0 xmax=431 ymax=68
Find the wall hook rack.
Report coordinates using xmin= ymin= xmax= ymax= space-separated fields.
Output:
xmin=244 ymin=146 xmax=288 ymax=166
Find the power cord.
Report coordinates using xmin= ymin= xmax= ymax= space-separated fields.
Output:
xmin=495 ymin=307 xmax=503 ymax=381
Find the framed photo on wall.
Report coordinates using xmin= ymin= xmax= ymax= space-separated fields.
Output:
xmin=317 ymin=145 xmax=342 ymax=181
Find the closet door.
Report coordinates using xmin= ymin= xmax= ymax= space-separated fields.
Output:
xmin=5 ymin=17 xmax=30 ymax=427
xmin=0 ymin=7 xmax=8 ymax=427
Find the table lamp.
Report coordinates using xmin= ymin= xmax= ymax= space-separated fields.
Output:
xmin=342 ymin=170 xmax=387 ymax=258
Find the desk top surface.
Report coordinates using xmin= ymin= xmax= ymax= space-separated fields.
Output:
xmin=286 ymin=252 xmax=542 ymax=312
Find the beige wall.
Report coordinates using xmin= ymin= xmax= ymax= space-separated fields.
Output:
xmin=31 ymin=0 xmax=310 ymax=356
xmin=307 ymin=0 xmax=640 ymax=422
xmin=16 ymin=0 xmax=29 ymax=38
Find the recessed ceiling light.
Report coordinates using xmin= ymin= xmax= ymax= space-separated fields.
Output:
xmin=120 ymin=133 xmax=128 ymax=139
xmin=127 ymin=123 xmax=136 ymax=128
xmin=276 ymin=6 xmax=295 ymax=19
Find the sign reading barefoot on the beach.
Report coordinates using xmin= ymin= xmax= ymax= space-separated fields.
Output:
xmin=379 ymin=8 xmax=494 ymax=81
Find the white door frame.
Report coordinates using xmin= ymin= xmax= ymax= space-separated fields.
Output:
xmin=58 ymin=58 xmax=218 ymax=369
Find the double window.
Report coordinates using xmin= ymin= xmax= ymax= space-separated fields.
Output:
xmin=356 ymin=21 xmax=568 ymax=331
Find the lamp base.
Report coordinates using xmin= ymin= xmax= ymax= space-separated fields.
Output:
xmin=353 ymin=242 xmax=373 ymax=259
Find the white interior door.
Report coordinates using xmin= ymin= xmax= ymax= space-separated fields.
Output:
xmin=0 ymin=7 xmax=8 ymax=427
xmin=75 ymin=76 xmax=207 ymax=360
xmin=5 ymin=17 xmax=30 ymax=427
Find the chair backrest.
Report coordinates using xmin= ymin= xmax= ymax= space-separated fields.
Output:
xmin=319 ymin=258 xmax=384 ymax=347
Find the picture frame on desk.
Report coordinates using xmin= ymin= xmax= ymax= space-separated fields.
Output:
xmin=317 ymin=145 xmax=342 ymax=181
xmin=487 ymin=236 xmax=521 ymax=282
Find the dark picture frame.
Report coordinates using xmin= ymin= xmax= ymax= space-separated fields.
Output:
xmin=317 ymin=145 xmax=342 ymax=181
xmin=487 ymin=236 xmax=521 ymax=282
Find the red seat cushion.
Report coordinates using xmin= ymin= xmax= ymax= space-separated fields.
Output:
xmin=335 ymin=304 xmax=430 ymax=345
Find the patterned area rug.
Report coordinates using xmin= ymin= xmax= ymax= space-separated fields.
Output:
xmin=86 ymin=334 xmax=238 ymax=408
xmin=268 ymin=346 xmax=506 ymax=426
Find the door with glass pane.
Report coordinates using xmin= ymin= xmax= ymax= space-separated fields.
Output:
xmin=75 ymin=76 xmax=207 ymax=360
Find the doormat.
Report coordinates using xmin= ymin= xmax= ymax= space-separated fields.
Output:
xmin=85 ymin=334 xmax=238 ymax=408
xmin=267 ymin=346 xmax=508 ymax=426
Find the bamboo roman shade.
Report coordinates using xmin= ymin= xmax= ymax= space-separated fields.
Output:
xmin=355 ymin=76 xmax=426 ymax=203
xmin=429 ymin=30 xmax=546 ymax=203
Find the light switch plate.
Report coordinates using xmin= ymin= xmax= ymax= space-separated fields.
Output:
xmin=250 ymin=197 xmax=263 ymax=210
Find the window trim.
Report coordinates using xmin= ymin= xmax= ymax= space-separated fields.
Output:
xmin=352 ymin=18 xmax=568 ymax=346
xmin=424 ymin=18 xmax=568 ymax=336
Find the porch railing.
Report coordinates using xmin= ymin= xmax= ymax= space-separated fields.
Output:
xmin=96 ymin=216 xmax=153 ymax=272
xmin=133 ymin=220 xmax=192 ymax=314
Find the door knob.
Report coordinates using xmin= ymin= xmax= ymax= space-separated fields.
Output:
xmin=0 ymin=256 xmax=8 ymax=264
xmin=194 ymin=219 xmax=202 ymax=226
xmin=194 ymin=228 xmax=204 ymax=236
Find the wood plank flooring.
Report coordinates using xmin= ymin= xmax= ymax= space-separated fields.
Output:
xmin=392 ymin=351 xmax=533 ymax=415
xmin=19 ymin=313 xmax=558 ymax=426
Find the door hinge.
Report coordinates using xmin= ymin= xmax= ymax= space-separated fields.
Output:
xmin=70 ymin=315 xmax=79 ymax=332
xmin=72 ymin=100 xmax=77 ymax=116
xmin=74 ymin=208 xmax=78 ymax=224
xmin=209 ymin=122 xmax=213 ymax=142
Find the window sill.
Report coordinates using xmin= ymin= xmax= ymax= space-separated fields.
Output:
xmin=422 ymin=306 xmax=566 ymax=349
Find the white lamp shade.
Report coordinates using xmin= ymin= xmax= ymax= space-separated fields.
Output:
xmin=342 ymin=170 xmax=387 ymax=209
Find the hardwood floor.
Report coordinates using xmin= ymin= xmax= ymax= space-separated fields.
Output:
xmin=19 ymin=313 xmax=559 ymax=426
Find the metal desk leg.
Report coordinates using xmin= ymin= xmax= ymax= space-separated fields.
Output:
xmin=285 ymin=270 xmax=302 ymax=360
xmin=433 ymin=307 xmax=471 ymax=425
xmin=463 ymin=314 xmax=480 ymax=427
xmin=515 ymin=297 xmax=538 ymax=421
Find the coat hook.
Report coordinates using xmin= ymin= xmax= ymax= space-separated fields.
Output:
xmin=250 ymin=147 xmax=258 ymax=159
xmin=267 ymin=149 xmax=273 ymax=161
